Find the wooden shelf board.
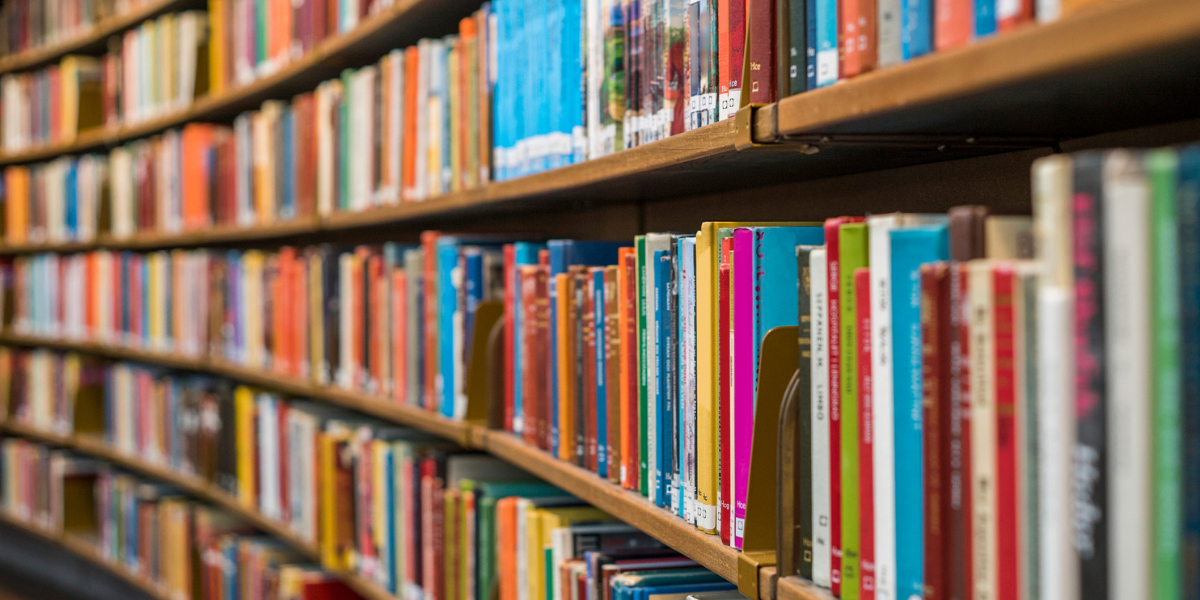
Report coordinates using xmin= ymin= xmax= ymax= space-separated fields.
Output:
xmin=775 ymin=575 xmax=835 ymax=600
xmin=0 ymin=0 xmax=481 ymax=167
xmin=0 ymin=511 xmax=171 ymax=600
xmin=0 ymin=0 xmax=202 ymax=75
xmin=772 ymin=0 xmax=1200 ymax=138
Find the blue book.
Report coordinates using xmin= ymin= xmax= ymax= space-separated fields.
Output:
xmin=631 ymin=583 xmax=737 ymax=600
xmin=465 ymin=249 xmax=485 ymax=361
xmin=65 ymin=160 xmax=78 ymax=239
xmin=753 ymin=226 xmax=826 ymax=369
xmin=549 ymin=273 xmax=560 ymax=454
xmin=890 ymin=223 xmax=949 ymax=599
xmin=653 ymin=249 xmax=670 ymax=508
xmin=511 ymin=242 xmax=544 ymax=437
xmin=383 ymin=446 xmax=396 ymax=593
xmin=611 ymin=571 xmax=726 ymax=600
xmin=548 ymin=240 xmax=624 ymax=275
xmin=974 ymin=0 xmax=995 ymax=37
xmin=662 ymin=246 xmax=680 ymax=515
xmin=438 ymin=240 xmax=463 ymax=418
xmin=815 ymin=0 xmax=838 ymax=87
xmin=280 ymin=107 xmax=295 ymax=219
xmin=594 ymin=268 xmax=609 ymax=476
xmin=1179 ymin=145 xmax=1200 ymax=600
xmin=902 ymin=0 xmax=933 ymax=60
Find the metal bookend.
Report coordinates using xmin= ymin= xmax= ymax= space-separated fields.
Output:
xmin=737 ymin=325 xmax=800 ymax=599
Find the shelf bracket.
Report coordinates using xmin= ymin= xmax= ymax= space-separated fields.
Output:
xmin=735 ymin=105 xmax=819 ymax=153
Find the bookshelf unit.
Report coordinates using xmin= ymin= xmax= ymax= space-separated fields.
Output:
xmin=1 ymin=0 xmax=1199 ymax=599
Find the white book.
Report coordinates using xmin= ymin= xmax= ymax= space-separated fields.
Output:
xmin=1033 ymin=154 xmax=1078 ymax=600
xmin=968 ymin=260 xmax=997 ymax=600
xmin=810 ymin=248 xmax=832 ymax=588
xmin=257 ymin=394 xmax=281 ymax=520
xmin=386 ymin=49 xmax=405 ymax=205
xmin=235 ymin=114 xmax=255 ymax=226
xmin=1102 ymin=150 xmax=1153 ymax=599
xmin=110 ymin=148 xmax=133 ymax=238
xmin=682 ymin=238 xmax=698 ymax=525
xmin=415 ymin=40 xmax=431 ymax=201
xmin=516 ymin=498 xmax=531 ymax=600
xmin=877 ymin=0 xmax=901 ymax=68
xmin=316 ymin=83 xmax=335 ymax=216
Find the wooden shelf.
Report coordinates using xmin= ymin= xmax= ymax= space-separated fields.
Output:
xmin=0 ymin=0 xmax=482 ymax=166
xmin=0 ymin=511 xmax=171 ymax=600
xmin=0 ymin=0 xmax=202 ymax=76
xmin=0 ymin=331 xmax=838 ymax=600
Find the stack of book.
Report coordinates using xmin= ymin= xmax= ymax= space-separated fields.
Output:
xmin=0 ymin=0 xmax=126 ymax=57
xmin=0 ymin=153 xmax=108 ymax=245
xmin=0 ymin=436 xmax=363 ymax=600
xmin=102 ymin=10 xmax=210 ymax=126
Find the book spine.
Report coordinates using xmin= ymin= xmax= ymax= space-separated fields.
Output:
xmin=993 ymin=265 xmax=1020 ymax=600
xmin=856 ymin=267 xmax=875 ymax=600
xmin=637 ymin=236 xmax=650 ymax=496
xmin=1071 ymin=152 xmax=1108 ymax=600
xmin=797 ymin=246 xmax=815 ymax=581
xmin=1102 ymin=150 xmax=1153 ymax=600
xmin=868 ymin=216 xmax=897 ymax=600
xmin=950 ymin=262 xmax=973 ymax=600
xmin=811 ymin=248 xmax=832 ymax=589
xmin=1176 ymin=147 xmax=1200 ymax=600
xmin=824 ymin=219 xmax=844 ymax=595
xmin=968 ymin=261 xmax=996 ymax=600
xmin=1146 ymin=149 xmax=1182 ymax=600
xmin=732 ymin=228 xmax=755 ymax=549
xmin=695 ymin=226 xmax=718 ymax=531
xmin=934 ymin=0 xmax=971 ymax=51
xmin=719 ymin=238 xmax=733 ymax=545
xmin=746 ymin=0 xmax=775 ymax=104
xmin=839 ymin=222 xmax=868 ymax=600
xmin=921 ymin=263 xmax=951 ymax=600
xmin=901 ymin=0 xmax=932 ymax=59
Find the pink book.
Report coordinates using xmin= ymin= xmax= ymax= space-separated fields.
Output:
xmin=393 ymin=270 xmax=408 ymax=403
xmin=731 ymin=227 xmax=756 ymax=550
xmin=856 ymin=268 xmax=875 ymax=600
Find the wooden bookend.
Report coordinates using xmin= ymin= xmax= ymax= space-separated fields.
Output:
xmin=737 ymin=325 xmax=799 ymax=599
xmin=464 ymin=301 xmax=504 ymax=425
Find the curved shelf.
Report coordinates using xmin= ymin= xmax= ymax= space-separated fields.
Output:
xmin=0 ymin=511 xmax=171 ymax=600
xmin=0 ymin=331 xmax=826 ymax=600
xmin=0 ymin=0 xmax=482 ymax=166
xmin=0 ymin=0 xmax=200 ymax=76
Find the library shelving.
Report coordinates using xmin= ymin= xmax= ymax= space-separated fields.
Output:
xmin=0 ymin=0 xmax=1195 ymax=255
xmin=0 ymin=330 xmax=784 ymax=599
xmin=0 ymin=0 xmax=200 ymax=76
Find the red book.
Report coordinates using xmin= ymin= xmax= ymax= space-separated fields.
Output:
xmin=520 ymin=265 xmax=540 ymax=447
xmin=402 ymin=47 xmax=420 ymax=202
xmin=292 ymin=93 xmax=316 ymax=219
xmin=921 ymin=263 xmax=953 ymax=600
xmin=856 ymin=267 xmax=875 ymax=600
xmin=996 ymin=0 xmax=1033 ymax=32
xmin=294 ymin=251 xmax=310 ymax=378
xmin=369 ymin=253 xmax=386 ymax=394
xmin=718 ymin=238 xmax=733 ymax=546
xmin=393 ymin=269 xmax=408 ymax=403
xmin=952 ymin=263 xmax=974 ymax=600
xmin=935 ymin=0 xmax=972 ymax=50
xmin=718 ymin=0 xmax=732 ymax=117
xmin=727 ymin=0 xmax=747 ymax=112
xmin=604 ymin=266 xmax=621 ymax=484
xmin=619 ymin=248 xmax=639 ymax=490
xmin=822 ymin=217 xmax=847 ymax=594
xmin=582 ymin=271 xmax=599 ymax=472
xmin=503 ymin=245 xmax=516 ymax=431
xmin=421 ymin=231 xmax=441 ymax=411
xmin=534 ymin=266 xmax=551 ymax=451
xmin=993 ymin=265 xmax=1019 ymax=600
xmin=274 ymin=250 xmax=293 ymax=374
xmin=277 ymin=401 xmax=290 ymax=523
xmin=746 ymin=0 xmax=776 ymax=104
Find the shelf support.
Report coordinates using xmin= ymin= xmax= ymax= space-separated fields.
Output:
xmin=738 ymin=325 xmax=799 ymax=599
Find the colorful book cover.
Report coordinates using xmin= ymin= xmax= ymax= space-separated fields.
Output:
xmin=838 ymin=221 xmax=868 ymax=600
xmin=856 ymin=267 xmax=875 ymax=600
xmin=810 ymin=247 xmax=832 ymax=588
xmin=653 ymin=248 xmax=670 ymax=508
xmin=1176 ymin=146 xmax=1200 ymax=600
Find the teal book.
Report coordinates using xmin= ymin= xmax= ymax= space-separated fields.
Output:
xmin=637 ymin=235 xmax=650 ymax=496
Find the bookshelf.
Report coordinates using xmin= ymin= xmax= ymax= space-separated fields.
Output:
xmin=0 ymin=0 xmax=202 ymax=76
xmin=1 ymin=0 xmax=1198 ymax=599
xmin=0 ymin=0 xmax=1195 ymax=254
xmin=0 ymin=331 xmax=793 ymax=600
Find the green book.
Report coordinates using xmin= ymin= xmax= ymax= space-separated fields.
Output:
xmin=636 ymin=235 xmax=649 ymax=496
xmin=339 ymin=69 xmax=354 ymax=211
xmin=256 ymin=1 xmax=267 ymax=67
xmin=1148 ymin=149 xmax=1181 ymax=600
xmin=838 ymin=222 xmax=868 ymax=600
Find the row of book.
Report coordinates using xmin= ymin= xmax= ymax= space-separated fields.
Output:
xmin=0 ymin=0 xmax=134 ymax=57
xmin=0 ymin=436 xmax=362 ymax=600
xmin=0 ymin=10 xmax=208 ymax=152
xmin=0 ymin=349 xmax=746 ymax=600
xmin=0 ymin=5 xmax=493 ymax=243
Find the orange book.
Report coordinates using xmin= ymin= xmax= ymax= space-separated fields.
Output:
xmin=276 ymin=248 xmax=296 ymax=375
xmin=421 ymin=231 xmax=441 ymax=410
xmin=935 ymin=0 xmax=973 ymax=50
xmin=352 ymin=247 xmax=370 ymax=390
xmin=457 ymin=19 xmax=475 ymax=189
xmin=392 ymin=269 xmax=408 ymax=402
xmin=4 ymin=167 xmax=30 ymax=244
xmin=271 ymin=0 xmax=292 ymax=65
xmin=181 ymin=123 xmax=216 ymax=231
xmin=497 ymin=497 xmax=519 ymax=600
xmin=474 ymin=9 xmax=491 ymax=185
xmin=402 ymin=46 xmax=421 ymax=202
xmin=367 ymin=253 xmax=385 ymax=394
xmin=556 ymin=271 xmax=575 ymax=462
xmin=85 ymin=253 xmax=97 ymax=335
xmin=617 ymin=247 xmax=638 ymax=489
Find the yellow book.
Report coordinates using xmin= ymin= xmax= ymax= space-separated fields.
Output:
xmin=694 ymin=221 xmax=817 ymax=532
xmin=234 ymin=386 xmax=257 ymax=508
xmin=158 ymin=13 xmax=176 ymax=109
xmin=208 ymin=0 xmax=227 ymax=93
xmin=59 ymin=55 xmax=103 ymax=138
xmin=556 ymin=273 xmax=573 ymax=461
xmin=242 ymin=251 xmax=265 ymax=368
xmin=448 ymin=45 xmax=461 ymax=193
xmin=319 ymin=431 xmax=340 ymax=568
xmin=525 ymin=503 xmax=544 ymax=600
